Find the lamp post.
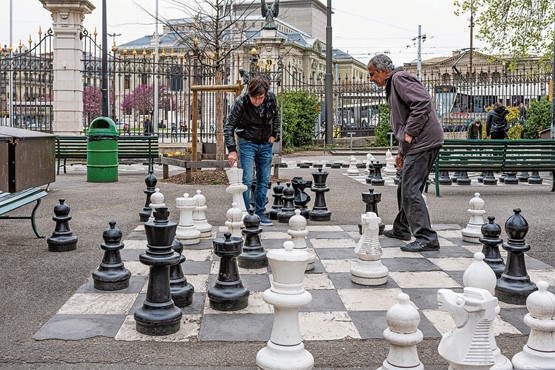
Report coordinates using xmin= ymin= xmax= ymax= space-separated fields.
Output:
xmin=8 ymin=0 xmax=14 ymax=127
xmin=324 ymin=0 xmax=333 ymax=144
xmin=101 ymin=0 xmax=108 ymax=117
xmin=107 ymin=33 xmax=121 ymax=120
xmin=250 ymin=47 xmax=259 ymax=73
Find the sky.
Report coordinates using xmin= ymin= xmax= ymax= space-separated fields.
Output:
xmin=1 ymin=0 xmax=487 ymax=67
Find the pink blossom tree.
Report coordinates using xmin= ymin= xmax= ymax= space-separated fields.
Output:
xmin=83 ymin=85 xmax=102 ymax=124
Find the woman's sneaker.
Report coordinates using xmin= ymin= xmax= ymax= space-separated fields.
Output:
xmin=257 ymin=213 xmax=273 ymax=226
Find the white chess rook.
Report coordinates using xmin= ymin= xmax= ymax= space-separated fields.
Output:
xmin=288 ymin=209 xmax=316 ymax=271
xmin=256 ymin=241 xmax=314 ymax=370
xmin=351 ymin=212 xmax=389 ymax=286
xmin=377 ymin=293 xmax=424 ymax=370
xmin=192 ymin=190 xmax=213 ymax=239
xmin=512 ymin=281 xmax=555 ymax=370
xmin=175 ymin=193 xmax=201 ymax=245
xmin=225 ymin=163 xmax=248 ymax=216
xmin=225 ymin=202 xmax=244 ymax=239
xmin=461 ymin=193 xmax=486 ymax=244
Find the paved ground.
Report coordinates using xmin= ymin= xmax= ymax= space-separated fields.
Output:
xmin=0 ymin=151 xmax=553 ymax=369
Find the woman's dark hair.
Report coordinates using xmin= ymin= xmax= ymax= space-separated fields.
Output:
xmin=248 ymin=74 xmax=270 ymax=96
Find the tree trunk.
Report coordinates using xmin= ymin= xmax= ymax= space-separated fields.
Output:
xmin=215 ymin=70 xmax=225 ymax=160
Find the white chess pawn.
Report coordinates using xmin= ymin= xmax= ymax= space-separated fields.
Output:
xmin=175 ymin=193 xmax=201 ymax=245
xmin=463 ymin=252 xmax=512 ymax=370
xmin=288 ymin=209 xmax=315 ymax=271
xmin=225 ymin=163 xmax=248 ymax=216
xmin=461 ymin=192 xmax=486 ymax=244
xmin=192 ymin=189 xmax=213 ymax=239
xmin=347 ymin=155 xmax=360 ymax=176
xmin=351 ymin=212 xmax=389 ymax=286
xmin=148 ymin=188 xmax=165 ymax=223
xmin=512 ymin=281 xmax=555 ymax=370
xmin=377 ymin=293 xmax=424 ymax=370
xmin=384 ymin=149 xmax=397 ymax=175
xmin=256 ymin=241 xmax=314 ymax=370
xmin=225 ymin=202 xmax=244 ymax=239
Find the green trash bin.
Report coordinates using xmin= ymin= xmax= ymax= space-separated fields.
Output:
xmin=87 ymin=117 xmax=119 ymax=182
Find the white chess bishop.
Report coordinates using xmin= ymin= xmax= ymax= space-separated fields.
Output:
xmin=383 ymin=149 xmax=397 ymax=175
xmin=461 ymin=193 xmax=486 ymax=244
xmin=351 ymin=212 xmax=389 ymax=286
xmin=256 ymin=241 xmax=314 ymax=370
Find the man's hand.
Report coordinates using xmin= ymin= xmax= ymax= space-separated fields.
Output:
xmin=268 ymin=136 xmax=276 ymax=144
xmin=395 ymin=154 xmax=404 ymax=170
xmin=404 ymin=134 xmax=413 ymax=144
xmin=228 ymin=151 xmax=238 ymax=166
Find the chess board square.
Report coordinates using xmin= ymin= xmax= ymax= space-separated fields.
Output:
xmin=529 ymin=269 xmax=555 ymax=287
xmin=133 ymin=224 xmax=145 ymax=232
xmin=299 ymin=312 xmax=361 ymax=340
xmin=261 ymin=231 xmax=289 ymax=239
xmin=437 ymin=230 xmax=464 ymax=239
xmin=124 ymin=261 xmax=149 ymax=276
xmin=389 ymin=271 xmax=461 ymax=289
xmin=182 ymin=239 xmax=214 ymax=250
xmin=328 ymin=272 xmax=400 ymax=290
xmin=525 ymin=257 xmax=555 ymax=271
xmin=350 ymin=309 xmax=441 ymax=339
xmin=316 ymin=247 xmax=357 ymax=260
xmin=445 ymin=271 xmax=464 ymax=286
xmin=261 ymin=238 xmax=294 ymax=249
xmin=300 ymin=289 xmax=346 ymax=312
xmin=76 ymin=276 xmax=147 ymax=294
xmin=379 ymin=237 xmax=411 ymax=248
xmin=422 ymin=309 xmax=521 ymax=336
xmin=305 ymin=257 xmax=326 ymax=274
xmin=307 ymin=231 xmax=352 ymax=239
xmin=320 ymin=259 xmax=351 ymax=273
xmin=183 ymin=249 xmax=212 ymax=262
xmin=346 ymin=231 xmax=361 ymax=241
xmin=341 ymin=225 xmax=361 ymax=233
xmin=199 ymin=313 xmax=272 ymax=341
xmin=337 ymin=288 xmax=404 ymax=311
xmin=114 ymin=314 xmax=200 ymax=342
xmin=381 ymin=247 xmax=424 ymax=259
xmin=302 ymin=273 xmax=335 ymax=289
xmin=402 ymin=288 xmax=461 ymax=310
xmin=33 ymin=314 xmax=126 ymax=340
xmin=498 ymin=307 xmax=530 ymax=335
xmin=437 ymin=237 xmax=458 ymax=247
xmin=58 ymin=293 xmax=137 ymax=315
xmin=420 ymin=244 xmax=474 ymax=258
xmin=123 ymin=239 xmax=147 ymax=250
xmin=306 ymin=225 xmax=344 ymax=232
xmin=210 ymin=261 xmax=268 ymax=275
xmin=186 ymin=274 xmax=209 ymax=293
xmin=208 ymin=273 xmax=270 ymax=292
xmin=309 ymin=238 xmax=357 ymax=249
xmin=203 ymin=291 xmax=273 ymax=314
xmin=120 ymin=249 xmax=142 ymax=261
xmin=183 ymin=260 xmax=212 ymax=275
xmin=434 ymin=224 xmax=464 ymax=231
xmin=383 ymin=257 xmax=440 ymax=272
xmin=427 ymin=257 xmax=475 ymax=271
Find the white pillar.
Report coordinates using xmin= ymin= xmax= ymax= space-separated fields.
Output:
xmin=40 ymin=0 xmax=95 ymax=135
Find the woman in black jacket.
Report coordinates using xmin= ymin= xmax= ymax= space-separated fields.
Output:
xmin=486 ymin=102 xmax=509 ymax=139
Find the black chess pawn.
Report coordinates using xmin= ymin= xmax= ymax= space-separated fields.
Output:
xmin=450 ymin=171 xmax=462 ymax=182
xmin=92 ymin=221 xmax=131 ymax=291
xmin=498 ymin=173 xmax=507 ymax=183
xmin=208 ymin=232 xmax=250 ymax=311
xmin=483 ymin=171 xmax=498 ymax=185
xmin=504 ymin=172 xmax=519 ymax=184
xmin=291 ymin=177 xmax=312 ymax=218
xmin=495 ymin=208 xmax=538 ymax=305
xmin=47 ymin=199 xmax=78 ymax=252
xmin=517 ymin=171 xmax=530 ymax=182
xmin=479 ymin=216 xmax=505 ymax=278
xmin=268 ymin=181 xmax=285 ymax=220
xmin=361 ymin=189 xmax=385 ymax=235
xmin=371 ymin=162 xmax=385 ymax=186
xmin=277 ymin=183 xmax=296 ymax=223
xmin=477 ymin=172 xmax=486 ymax=183
xmin=456 ymin=171 xmax=471 ymax=185
xmin=309 ymin=168 xmax=332 ymax=222
xmin=139 ymin=171 xmax=157 ymax=222
xmin=134 ymin=207 xmax=182 ymax=336
xmin=238 ymin=209 xmax=267 ymax=269
xmin=169 ymin=239 xmax=194 ymax=307
xmin=438 ymin=171 xmax=452 ymax=185
xmin=527 ymin=171 xmax=543 ymax=184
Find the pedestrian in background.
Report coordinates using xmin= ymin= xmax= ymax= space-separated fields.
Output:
xmin=486 ymin=101 xmax=509 ymax=139
xmin=223 ymin=74 xmax=279 ymax=226
xmin=143 ymin=115 xmax=153 ymax=135
xmin=466 ymin=118 xmax=482 ymax=140
xmin=367 ymin=54 xmax=443 ymax=252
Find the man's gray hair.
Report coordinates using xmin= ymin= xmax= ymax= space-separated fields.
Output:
xmin=368 ymin=54 xmax=395 ymax=72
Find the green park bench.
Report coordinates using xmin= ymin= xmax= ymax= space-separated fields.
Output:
xmin=0 ymin=187 xmax=49 ymax=238
xmin=433 ymin=139 xmax=555 ymax=196
xmin=56 ymin=135 xmax=159 ymax=175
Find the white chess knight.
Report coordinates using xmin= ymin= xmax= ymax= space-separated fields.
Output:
xmin=225 ymin=163 xmax=248 ymax=216
xmin=148 ymin=188 xmax=165 ymax=223
xmin=347 ymin=155 xmax=360 ymax=176
xmin=437 ymin=287 xmax=498 ymax=370
xmin=383 ymin=149 xmax=397 ymax=175
xmin=461 ymin=193 xmax=486 ymax=244
xmin=225 ymin=202 xmax=244 ymax=239
xmin=463 ymin=253 xmax=513 ymax=370
xmin=192 ymin=189 xmax=213 ymax=239
xmin=377 ymin=293 xmax=424 ymax=370
xmin=512 ymin=280 xmax=555 ymax=370
xmin=256 ymin=241 xmax=314 ymax=370
xmin=351 ymin=212 xmax=389 ymax=286
xmin=288 ymin=209 xmax=316 ymax=271
xmin=175 ymin=193 xmax=201 ymax=245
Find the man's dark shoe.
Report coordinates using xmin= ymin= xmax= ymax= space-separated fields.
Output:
xmin=383 ymin=229 xmax=411 ymax=241
xmin=400 ymin=240 xmax=440 ymax=252
xmin=257 ymin=213 xmax=273 ymax=226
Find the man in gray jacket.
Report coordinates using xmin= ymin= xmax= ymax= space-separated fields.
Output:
xmin=367 ymin=54 xmax=444 ymax=252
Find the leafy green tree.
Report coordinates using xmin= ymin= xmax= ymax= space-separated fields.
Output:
xmin=374 ymin=104 xmax=395 ymax=147
xmin=523 ymin=97 xmax=552 ymax=138
xmin=454 ymin=0 xmax=555 ymax=61
xmin=277 ymin=91 xmax=320 ymax=149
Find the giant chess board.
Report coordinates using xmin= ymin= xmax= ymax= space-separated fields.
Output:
xmin=34 ymin=224 xmax=555 ymax=343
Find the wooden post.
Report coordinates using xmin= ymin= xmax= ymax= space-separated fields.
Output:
xmin=192 ymin=89 xmax=198 ymax=161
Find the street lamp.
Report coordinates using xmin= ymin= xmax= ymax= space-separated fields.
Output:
xmin=107 ymin=33 xmax=121 ymax=120
xmin=250 ymin=47 xmax=259 ymax=72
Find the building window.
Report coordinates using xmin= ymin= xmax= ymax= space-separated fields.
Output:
xmin=124 ymin=75 xmax=130 ymax=90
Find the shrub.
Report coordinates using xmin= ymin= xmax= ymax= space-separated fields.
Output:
xmin=523 ymin=97 xmax=551 ymax=139
xmin=277 ymin=91 xmax=320 ymax=149
xmin=374 ymin=104 xmax=395 ymax=147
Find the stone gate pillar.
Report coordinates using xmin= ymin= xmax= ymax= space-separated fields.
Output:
xmin=40 ymin=0 xmax=95 ymax=135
